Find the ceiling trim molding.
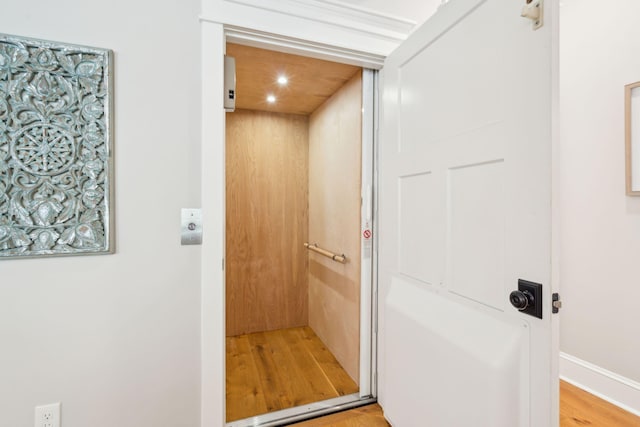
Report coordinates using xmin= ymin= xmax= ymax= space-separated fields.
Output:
xmin=223 ymin=25 xmax=385 ymax=69
xmin=223 ymin=0 xmax=417 ymax=41
xmin=310 ymin=0 xmax=417 ymax=23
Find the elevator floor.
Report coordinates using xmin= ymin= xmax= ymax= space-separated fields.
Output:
xmin=226 ymin=326 xmax=359 ymax=422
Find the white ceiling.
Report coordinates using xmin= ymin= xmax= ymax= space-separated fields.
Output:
xmin=333 ymin=0 xmax=443 ymax=25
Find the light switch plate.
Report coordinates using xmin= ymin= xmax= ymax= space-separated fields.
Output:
xmin=181 ymin=208 xmax=203 ymax=245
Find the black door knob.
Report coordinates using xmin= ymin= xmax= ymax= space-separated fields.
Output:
xmin=511 ymin=279 xmax=543 ymax=319
xmin=509 ymin=290 xmax=534 ymax=311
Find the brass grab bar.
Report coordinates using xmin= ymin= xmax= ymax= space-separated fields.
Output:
xmin=304 ymin=242 xmax=347 ymax=264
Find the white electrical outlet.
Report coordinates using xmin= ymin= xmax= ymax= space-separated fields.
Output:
xmin=35 ymin=403 xmax=60 ymax=427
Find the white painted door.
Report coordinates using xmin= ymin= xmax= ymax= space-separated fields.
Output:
xmin=378 ymin=0 xmax=558 ymax=426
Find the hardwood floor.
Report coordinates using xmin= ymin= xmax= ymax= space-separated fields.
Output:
xmin=290 ymin=404 xmax=388 ymax=427
xmin=290 ymin=382 xmax=640 ymax=427
xmin=226 ymin=326 xmax=359 ymax=422
xmin=227 ymin=328 xmax=640 ymax=426
xmin=560 ymin=381 xmax=640 ymax=426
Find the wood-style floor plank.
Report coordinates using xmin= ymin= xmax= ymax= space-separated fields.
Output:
xmin=225 ymin=335 xmax=268 ymax=421
xmin=226 ymin=326 xmax=358 ymax=422
xmin=290 ymin=404 xmax=389 ymax=427
xmin=292 ymin=382 xmax=640 ymax=427
xmin=247 ymin=331 xmax=296 ymax=413
xmin=297 ymin=326 xmax=359 ymax=396
xmin=279 ymin=327 xmax=342 ymax=405
xmin=229 ymin=329 xmax=640 ymax=426
xmin=560 ymin=380 xmax=640 ymax=427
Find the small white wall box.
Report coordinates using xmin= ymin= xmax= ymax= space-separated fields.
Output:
xmin=224 ymin=55 xmax=236 ymax=112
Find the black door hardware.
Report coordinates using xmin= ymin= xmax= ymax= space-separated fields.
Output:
xmin=552 ymin=293 xmax=562 ymax=313
xmin=509 ymin=279 xmax=543 ymax=319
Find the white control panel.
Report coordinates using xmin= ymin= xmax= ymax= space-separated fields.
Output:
xmin=181 ymin=208 xmax=203 ymax=245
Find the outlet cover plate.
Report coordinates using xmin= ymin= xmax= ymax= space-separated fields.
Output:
xmin=35 ymin=402 xmax=60 ymax=427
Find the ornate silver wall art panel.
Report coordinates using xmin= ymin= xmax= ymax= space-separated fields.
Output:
xmin=0 ymin=34 xmax=114 ymax=259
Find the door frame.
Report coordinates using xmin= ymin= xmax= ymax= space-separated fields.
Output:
xmin=200 ymin=22 xmax=384 ymax=427
xmin=201 ymin=11 xmax=561 ymax=427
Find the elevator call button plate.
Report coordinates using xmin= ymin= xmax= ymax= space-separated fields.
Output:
xmin=181 ymin=208 xmax=203 ymax=245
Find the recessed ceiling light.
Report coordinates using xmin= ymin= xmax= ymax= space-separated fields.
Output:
xmin=266 ymin=94 xmax=276 ymax=103
xmin=277 ymin=75 xmax=288 ymax=85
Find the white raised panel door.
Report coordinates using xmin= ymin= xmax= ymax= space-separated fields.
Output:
xmin=378 ymin=0 xmax=558 ymax=426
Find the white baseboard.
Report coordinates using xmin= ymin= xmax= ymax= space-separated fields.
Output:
xmin=560 ymin=352 xmax=640 ymax=417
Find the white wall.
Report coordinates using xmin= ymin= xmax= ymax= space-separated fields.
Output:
xmin=0 ymin=1 xmax=202 ymax=426
xmin=9 ymin=0 xmax=640 ymax=425
xmin=560 ymin=0 xmax=640 ymax=406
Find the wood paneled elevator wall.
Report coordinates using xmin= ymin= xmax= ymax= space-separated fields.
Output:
xmin=226 ymin=110 xmax=309 ymax=336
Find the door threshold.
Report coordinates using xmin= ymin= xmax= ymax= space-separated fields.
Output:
xmin=226 ymin=394 xmax=376 ymax=427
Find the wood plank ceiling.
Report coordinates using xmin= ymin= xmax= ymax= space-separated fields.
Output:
xmin=226 ymin=43 xmax=361 ymax=115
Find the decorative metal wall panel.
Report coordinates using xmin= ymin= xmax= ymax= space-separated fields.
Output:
xmin=0 ymin=34 xmax=113 ymax=258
